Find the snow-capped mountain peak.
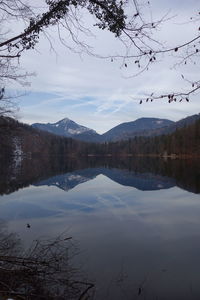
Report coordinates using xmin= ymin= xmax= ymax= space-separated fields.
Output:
xmin=53 ymin=118 xmax=92 ymax=135
xmin=57 ymin=117 xmax=71 ymax=124
xmin=32 ymin=117 xmax=98 ymax=139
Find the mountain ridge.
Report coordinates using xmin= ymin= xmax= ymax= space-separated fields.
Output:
xmin=32 ymin=117 xmax=103 ymax=142
xmin=32 ymin=113 xmax=200 ymax=143
xmin=101 ymin=117 xmax=174 ymax=142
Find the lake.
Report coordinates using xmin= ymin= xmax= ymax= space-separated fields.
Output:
xmin=0 ymin=156 xmax=200 ymax=299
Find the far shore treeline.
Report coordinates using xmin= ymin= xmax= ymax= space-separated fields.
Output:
xmin=0 ymin=116 xmax=200 ymax=159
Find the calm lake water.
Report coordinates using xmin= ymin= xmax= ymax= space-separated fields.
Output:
xmin=1 ymin=156 xmax=200 ymax=299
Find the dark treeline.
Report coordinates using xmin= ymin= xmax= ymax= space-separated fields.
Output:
xmin=0 ymin=116 xmax=200 ymax=159
xmin=0 ymin=116 xmax=87 ymax=159
xmin=83 ymin=118 xmax=200 ymax=157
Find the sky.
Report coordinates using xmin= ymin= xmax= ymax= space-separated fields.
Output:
xmin=8 ymin=0 xmax=200 ymax=134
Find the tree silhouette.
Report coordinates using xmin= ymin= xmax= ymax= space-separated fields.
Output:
xmin=0 ymin=0 xmax=199 ymax=114
xmin=0 ymin=223 xmax=94 ymax=299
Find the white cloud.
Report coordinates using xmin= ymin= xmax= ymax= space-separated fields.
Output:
xmin=9 ymin=0 xmax=200 ymax=133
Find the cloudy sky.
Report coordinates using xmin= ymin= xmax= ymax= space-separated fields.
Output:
xmin=10 ymin=0 xmax=200 ymax=134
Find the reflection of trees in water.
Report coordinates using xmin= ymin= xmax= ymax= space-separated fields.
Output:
xmin=0 ymin=223 xmax=94 ymax=299
xmin=0 ymin=156 xmax=200 ymax=195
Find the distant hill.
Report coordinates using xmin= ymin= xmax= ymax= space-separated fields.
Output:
xmin=32 ymin=114 xmax=200 ymax=143
xmin=101 ymin=117 xmax=174 ymax=142
xmin=125 ymin=113 xmax=200 ymax=138
xmin=162 ymin=113 xmax=200 ymax=134
xmin=104 ymin=117 xmax=200 ymax=158
xmin=32 ymin=117 xmax=175 ymax=142
xmin=32 ymin=118 xmax=101 ymax=142
xmin=101 ymin=114 xmax=200 ymax=142
xmin=1 ymin=114 xmax=200 ymax=163
xmin=0 ymin=116 xmax=90 ymax=160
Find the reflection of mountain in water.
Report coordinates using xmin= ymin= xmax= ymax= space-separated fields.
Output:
xmin=0 ymin=156 xmax=200 ymax=195
xmin=103 ymin=168 xmax=174 ymax=191
xmin=34 ymin=167 xmax=175 ymax=192
xmin=34 ymin=169 xmax=97 ymax=191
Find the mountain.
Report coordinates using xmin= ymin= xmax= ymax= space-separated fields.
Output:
xmin=31 ymin=114 xmax=200 ymax=143
xmin=73 ymin=130 xmax=101 ymax=143
xmin=161 ymin=113 xmax=200 ymax=134
xmin=32 ymin=117 xmax=174 ymax=143
xmin=100 ymin=114 xmax=200 ymax=142
xmin=32 ymin=118 xmax=100 ymax=142
xmin=101 ymin=117 xmax=174 ymax=142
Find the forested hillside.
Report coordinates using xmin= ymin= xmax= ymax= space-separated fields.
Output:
xmin=82 ymin=118 xmax=200 ymax=157
xmin=0 ymin=116 xmax=87 ymax=159
xmin=1 ymin=116 xmax=200 ymax=159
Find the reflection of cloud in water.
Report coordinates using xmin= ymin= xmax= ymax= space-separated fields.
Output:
xmin=0 ymin=223 xmax=94 ymax=299
xmin=1 ymin=160 xmax=200 ymax=299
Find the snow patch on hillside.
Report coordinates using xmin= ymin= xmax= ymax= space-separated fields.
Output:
xmin=13 ymin=137 xmax=22 ymax=156
xmin=13 ymin=137 xmax=23 ymax=167
xmin=68 ymin=128 xmax=89 ymax=135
